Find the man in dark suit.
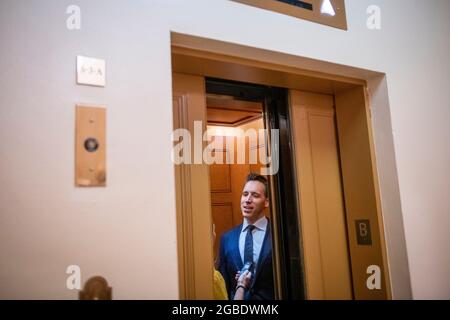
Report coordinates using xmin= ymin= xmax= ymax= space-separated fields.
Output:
xmin=218 ymin=173 xmax=274 ymax=300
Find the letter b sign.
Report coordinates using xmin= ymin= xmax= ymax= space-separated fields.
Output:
xmin=355 ymin=219 xmax=372 ymax=245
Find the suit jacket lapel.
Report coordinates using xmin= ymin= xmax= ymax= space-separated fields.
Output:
xmin=231 ymin=224 xmax=243 ymax=271
xmin=252 ymin=222 xmax=271 ymax=283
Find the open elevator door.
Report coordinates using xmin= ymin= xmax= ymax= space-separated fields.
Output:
xmin=172 ymin=73 xmax=306 ymax=299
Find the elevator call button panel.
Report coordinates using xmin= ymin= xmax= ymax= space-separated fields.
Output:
xmin=75 ymin=105 xmax=106 ymax=187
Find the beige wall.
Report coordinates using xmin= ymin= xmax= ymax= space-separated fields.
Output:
xmin=0 ymin=0 xmax=448 ymax=299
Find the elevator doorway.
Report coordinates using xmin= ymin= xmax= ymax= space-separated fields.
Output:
xmin=171 ymin=41 xmax=391 ymax=300
xmin=205 ymin=93 xmax=267 ymax=260
xmin=204 ymin=78 xmax=306 ymax=300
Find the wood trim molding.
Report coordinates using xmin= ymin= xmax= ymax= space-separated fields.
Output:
xmin=172 ymin=46 xmax=365 ymax=93
xmin=207 ymin=114 xmax=263 ymax=127
xmin=173 ymin=93 xmax=196 ymax=299
xmin=173 ymin=73 xmax=215 ymax=300
xmin=334 ymin=86 xmax=390 ymax=299
xmin=362 ymin=86 xmax=393 ymax=299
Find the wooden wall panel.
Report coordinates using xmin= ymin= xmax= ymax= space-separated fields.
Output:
xmin=335 ymin=86 xmax=389 ymax=299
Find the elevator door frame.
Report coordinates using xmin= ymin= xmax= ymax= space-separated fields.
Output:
xmin=170 ymin=33 xmax=408 ymax=300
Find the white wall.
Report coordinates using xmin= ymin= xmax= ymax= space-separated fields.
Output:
xmin=0 ymin=0 xmax=177 ymax=299
xmin=0 ymin=0 xmax=448 ymax=299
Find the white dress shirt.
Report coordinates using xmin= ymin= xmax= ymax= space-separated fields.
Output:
xmin=239 ymin=216 xmax=268 ymax=273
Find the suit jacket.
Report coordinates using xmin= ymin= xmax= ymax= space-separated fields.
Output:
xmin=218 ymin=220 xmax=274 ymax=300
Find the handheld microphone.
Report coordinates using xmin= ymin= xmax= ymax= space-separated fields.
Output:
xmin=240 ymin=261 xmax=253 ymax=274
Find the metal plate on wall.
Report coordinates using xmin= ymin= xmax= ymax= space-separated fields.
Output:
xmin=232 ymin=0 xmax=347 ymax=30
xmin=75 ymin=105 xmax=106 ymax=187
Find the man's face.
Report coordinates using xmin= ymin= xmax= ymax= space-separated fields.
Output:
xmin=241 ymin=180 xmax=269 ymax=223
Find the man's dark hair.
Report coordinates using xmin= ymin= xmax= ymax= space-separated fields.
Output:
xmin=245 ymin=173 xmax=269 ymax=198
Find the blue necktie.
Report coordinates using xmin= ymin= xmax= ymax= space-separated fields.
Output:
xmin=244 ymin=225 xmax=256 ymax=272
